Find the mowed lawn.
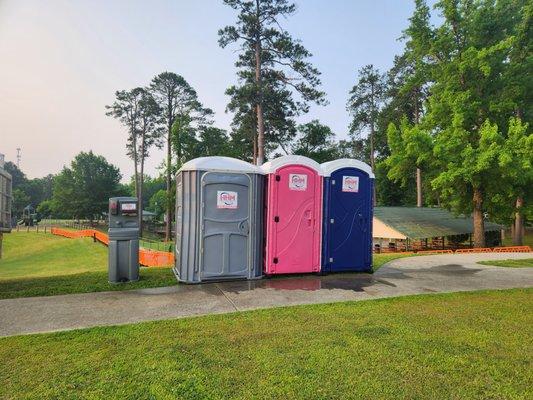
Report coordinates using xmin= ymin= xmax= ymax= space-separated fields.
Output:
xmin=0 ymin=232 xmax=408 ymax=299
xmin=478 ymin=258 xmax=533 ymax=268
xmin=0 ymin=232 xmax=176 ymax=299
xmin=0 ymin=289 xmax=531 ymax=399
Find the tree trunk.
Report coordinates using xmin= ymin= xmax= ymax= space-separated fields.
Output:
xmin=513 ymin=196 xmax=524 ymax=246
xmin=254 ymin=0 xmax=265 ymax=166
xmin=370 ymin=122 xmax=376 ymax=206
xmin=165 ymin=124 xmax=172 ymax=242
xmin=416 ymin=167 xmax=423 ymax=207
xmin=0 ymin=232 xmax=3 ymax=259
xmin=472 ymin=187 xmax=485 ymax=247
xmin=138 ymin=133 xmax=145 ymax=238
xmin=252 ymin=131 xmax=258 ymax=165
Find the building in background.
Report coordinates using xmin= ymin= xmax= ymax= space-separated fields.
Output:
xmin=373 ymin=207 xmax=502 ymax=252
xmin=0 ymin=153 xmax=13 ymax=258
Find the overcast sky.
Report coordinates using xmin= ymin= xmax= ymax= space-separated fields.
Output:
xmin=0 ymin=0 xmax=429 ymax=181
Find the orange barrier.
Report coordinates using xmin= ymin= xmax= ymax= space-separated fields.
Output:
xmin=493 ymin=246 xmax=532 ymax=253
xmin=416 ymin=249 xmax=453 ymax=255
xmin=50 ymin=227 xmax=172 ymax=267
xmin=455 ymin=247 xmax=493 ymax=253
xmin=139 ymin=249 xmax=175 ymax=267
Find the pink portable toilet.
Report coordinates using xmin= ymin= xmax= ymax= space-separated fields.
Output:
xmin=261 ymin=155 xmax=323 ymax=275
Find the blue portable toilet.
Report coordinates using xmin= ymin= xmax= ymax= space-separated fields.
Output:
xmin=321 ymin=159 xmax=374 ymax=273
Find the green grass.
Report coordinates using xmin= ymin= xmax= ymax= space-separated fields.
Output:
xmin=0 ymin=232 xmax=107 ymax=279
xmin=372 ymin=252 xmax=415 ymax=271
xmin=503 ymin=229 xmax=533 ymax=247
xmin=478 ymin=258 xmax=533 ymax=268
xmin=0 ymin=289 xmax=531 ymax=399
xmin=0 ymin=232 xmax=177 ymax=299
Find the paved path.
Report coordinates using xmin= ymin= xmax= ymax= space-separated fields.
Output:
xmin=1 ymin=253 xmax=532 ymax=337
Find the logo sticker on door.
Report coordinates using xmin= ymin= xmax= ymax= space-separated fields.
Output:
xmin=342 ymin=176 xmax=359 ymax=192
xmin=217 ymin=191 xmax=238 ymax=209
xmin=289 ymin=174 xmax=308 ymax=191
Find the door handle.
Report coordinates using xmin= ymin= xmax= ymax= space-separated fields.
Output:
xmin=239 ymin=220 xmax=249 ymax=235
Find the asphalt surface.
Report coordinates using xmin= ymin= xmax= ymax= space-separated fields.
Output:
xmin=0 ymin=252 xmax=532 ymax=337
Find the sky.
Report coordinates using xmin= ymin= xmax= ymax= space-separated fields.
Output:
xmin=0 ymin=0 xmax=430 ymax=181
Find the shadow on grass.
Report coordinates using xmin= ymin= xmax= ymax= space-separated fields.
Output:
xmin=0 ymin=268 xmax=177 ymax=300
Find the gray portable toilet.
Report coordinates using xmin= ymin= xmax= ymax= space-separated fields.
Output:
xmin=174 ymin=156 xmax=264 ymax=283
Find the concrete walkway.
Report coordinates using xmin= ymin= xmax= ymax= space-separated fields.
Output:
xmin=1 ymin=252 xmax=532 ymax=337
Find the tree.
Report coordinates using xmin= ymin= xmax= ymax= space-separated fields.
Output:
xmin=106 ymin=87 xmax=162 ymax=235
xmin=425 ymin=0 xmax=521 ymax=247
xmin=50 ymin=152 xmax=122 ymax=221
xmin=106 ymin=88 xmax=143 ymax=204
xmin=347 ymin=64 xmax=386 ymax=204
xmin=387 ymin=0 xmax=433 ymax=206
xmin=12 ymin=189 xmax=30 ymax=219
xmin=219 ymin=0 xmax=326 ymax=165
xmin=150 ymin=72 xmax=208 ymax=241
xmin=496 ymin=118 xmax=532 ymax=245
xmin=385 ymin=118 xmax=433 ymax=202
xmin=291 ymin=120 xmax=339 ymax=163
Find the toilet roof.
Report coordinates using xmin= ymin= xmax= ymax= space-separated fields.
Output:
xmin=261 ymin=155 xmax=323 ymax=175
xmin=178 ymin=156 xmax=262 ymax=174
xmin=321 ymin=159 xmax=374 ymax=178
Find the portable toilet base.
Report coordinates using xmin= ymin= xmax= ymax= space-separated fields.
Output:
xmin=174 ymin=157 xmax=264 ymax=283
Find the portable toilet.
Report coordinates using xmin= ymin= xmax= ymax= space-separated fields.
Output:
xmin=262 ymin=155 xmax=323 ymax=275
xmin=321 ymin=159 xmax=374 ymax=273
xmin=174 ymin=156 xmax=264 ymax=283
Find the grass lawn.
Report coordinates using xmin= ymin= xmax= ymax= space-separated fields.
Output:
xmin=372 ymin=252 xmax=415 ymax=271
xmin=0 ymin=289 xmax=531 ymax=399
xmin=478 ymin=258 xmax=533 ymax=268
xmin=0 ymin=232 xmax=176 ymax=299
xmin=503 ymin=229 xmax=533 ymax=248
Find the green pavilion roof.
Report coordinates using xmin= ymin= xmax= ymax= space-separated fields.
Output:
xmin=374 ymin=207 xmax=502 ymax=240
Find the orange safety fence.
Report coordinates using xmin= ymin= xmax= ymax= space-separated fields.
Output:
xmin=493 ymin=246 xmax=532 ymax=253
xmin=139 ymin=249 xmax=175 ymax=267
xmin=416 ymin=249 xmax=454 ymax=254
xmin=455 ymin=247 xmax=494 ymax=253
xmin=50 ymin=227 xmax=173 ymax=267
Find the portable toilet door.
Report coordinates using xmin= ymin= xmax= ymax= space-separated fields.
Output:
xmin=262 ymin=155 xmax=323 ymax=275
xmin=174 ymin=156 xmax=264 ymax=283
xmin=321 ymin=159 xmax=374 ymax=273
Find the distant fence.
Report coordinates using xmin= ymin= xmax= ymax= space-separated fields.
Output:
xmin=50 ymin=228 xmax=174 ymax=267
xmin=411 ymin=246 xmax=531 ymax=255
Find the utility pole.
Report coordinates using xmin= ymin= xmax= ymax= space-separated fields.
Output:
xmin=16 ymin=148 xmax=21 ymax=168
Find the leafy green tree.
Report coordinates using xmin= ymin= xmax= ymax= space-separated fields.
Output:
xmin=3 ymin=161 xmax=26 ymax=190
xmin=219 ymin=0 xmax=326 ymax=165
xmin=347 ymin=65 xmax=386 ymax=172
xmin=386 ymin=118 xmax=433 ymax=204
xmin=148 ymin=189 xmax=168 ymax=220
xmin=384 ymin=0 xmax=433 ymax=206
xmin=12 ymin=189 xmax=30 ymax=219
xmin=150 ymin=72 xmax=210 ymax=240
xmin=424 ymin=0 xmax=523 ymax=247
xmin=51 ymin=152 xmax=122 ymax=221
xmin=495 ymin=118 xmax=532 ymax=245
xmin=291 ymin=120 xmax=339 ymax=163
xmin=106 ymin=87 xmax=162 ymax=235
xmin=347 ymin=64 xmax=386 ymax=204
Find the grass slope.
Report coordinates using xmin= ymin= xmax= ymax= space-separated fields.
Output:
xmin=478 ymin=258 xmax=533 ymax=268
xmin=0 ymin=232 xmax=176 ymax=299
xmin=0 ymin=232 xmax=409 ymax=299
xmin=0 ymin=289 xmax=531 ymax=399
xmin=0 ymin=232 xmax=107 ymax=279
